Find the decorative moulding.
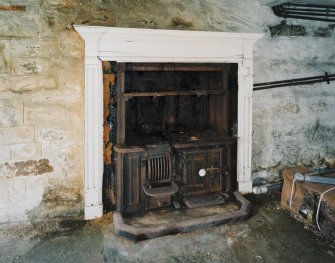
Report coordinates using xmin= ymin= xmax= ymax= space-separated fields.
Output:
xmin=74 ymin=25 xmax=263 ymax=219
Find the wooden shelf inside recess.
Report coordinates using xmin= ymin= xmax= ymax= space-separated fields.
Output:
xmin=123 ymin=90 xmax=226 ymax=97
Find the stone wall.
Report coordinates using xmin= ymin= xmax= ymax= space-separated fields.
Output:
xmin=253 ymin=21 xmax=335 ymax=184
xmin=0 ymin=0 xmax=87 ymax=223
xmin=0 ymin=0 xmax=334 ymax=223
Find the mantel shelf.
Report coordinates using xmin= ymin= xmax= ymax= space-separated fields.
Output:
xmin=123 ymin=90 xmax=226 ymax=97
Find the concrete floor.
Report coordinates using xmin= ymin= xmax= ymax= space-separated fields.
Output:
xmin=1 ymin=194 xmax=334 ymax=263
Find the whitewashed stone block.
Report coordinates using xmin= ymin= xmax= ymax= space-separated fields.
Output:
xmin=0 ymin=178 xmax=26 ymax=213
xmin=36 ymin=128 xmax=65 ymax=143
xmin=10 ymin=143 xmax=42 ymax=160
xmin=11 ymin=39 xmax=58 ymax=58
xmin=41 ymin=146 xmax=83 ymax=178
xmin=12 ymin=58 xmax=56 ymax=75
xmin=277 ymin=102 xmax=300 ymax=113
xmin=0 ymin=209 xmax=12 ymax=223
xmin=25 ymin=176 xmax=49 ymax=209
xmin=0 ymin=145 xmax=10 ymax=161
xmin=58 ymin=70 xmax=82 ymax=94
xmin=0 ymin=75 xmax=56 ymax=93
xmin=24 ymin=103 xmax=66 ymax=128
xmin=0 ymin=40 xmax=10 ymax=74
xmin=61 ymin=57 xmax=83 ymax=70
xmin=0 ymin=5 xmax=39 ymax=38
xmin=310 ymin=102 xmax=329 ymax=112
xmin=0 ymin=100 xmax=23 ymax=127
xmin=60 ymin=31 xmax=83 ymax=58
xmin=47 ymin=130 xmax=82 ymax=149
xmin=0 ymin=126 xmax=34 ymax=145
xmin=65 ymin=106 xmax=84 ymax=132
xmin=0 ymin=176 xmax=48 ymax=223
xmin=0 ymin=179 xmax=9 ymax=208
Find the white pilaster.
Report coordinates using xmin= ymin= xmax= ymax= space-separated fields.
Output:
xmin=237 ymin=57 xmax=254 ymax=193
xmin=84 ymin=38 xmax=103 ymax=219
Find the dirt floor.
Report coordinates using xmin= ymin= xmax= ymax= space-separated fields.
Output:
xmin=0 ymin=193 xmax=334 ymax=263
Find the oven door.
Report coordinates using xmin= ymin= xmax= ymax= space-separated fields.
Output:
xmin=177 ymin=147 xmax=224 ymax=196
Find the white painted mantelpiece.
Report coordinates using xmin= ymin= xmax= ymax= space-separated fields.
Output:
xmin=74 ymin=25 xmax=263 ymax=220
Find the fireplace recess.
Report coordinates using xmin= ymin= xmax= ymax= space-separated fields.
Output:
xmin=111 ymin=62 xmax=252 ymax=239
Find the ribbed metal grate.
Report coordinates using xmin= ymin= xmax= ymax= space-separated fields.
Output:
xmin=147 ymin=155 xmax=172 ymax=183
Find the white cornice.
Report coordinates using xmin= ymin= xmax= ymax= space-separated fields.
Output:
xmin=75 ymin=26 xmax=263 ymax=63
xmin=74 ymin=25 xmax=263 ymax=42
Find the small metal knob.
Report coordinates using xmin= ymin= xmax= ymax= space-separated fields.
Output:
xmin=199 ymin=169 xmax=206 ymax=177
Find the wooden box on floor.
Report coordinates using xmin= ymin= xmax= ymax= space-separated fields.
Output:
xmin=281 ymin=166 xmax=335 ymax=241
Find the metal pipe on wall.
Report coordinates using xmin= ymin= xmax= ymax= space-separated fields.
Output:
xmin=253 ymin=72 xmax=335 ymax=91
xmin=273 ymin=2 xmax=335 ymax=23
xmin=294 ymin=171 xmax=335 ymax=185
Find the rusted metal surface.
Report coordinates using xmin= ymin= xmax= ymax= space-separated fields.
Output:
xmin=0 ymin=5 xmax=26 ymax=11
xmin=183 ymin=193 xmax=227 ymax=208
xmin=176 ymin=147 xmax=225 ymax=196
xmin=111 ymin=62 xmax=239 ymax=228
xmin=143 ymin=181 xmax=178 ymax=197
xmin=108 ymin=62 xmax=249 ymax=239
xmin=102 ymin=61 xmax=118 ymax=211
xmin=103 ymin=62 xmax=116 ymax=165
